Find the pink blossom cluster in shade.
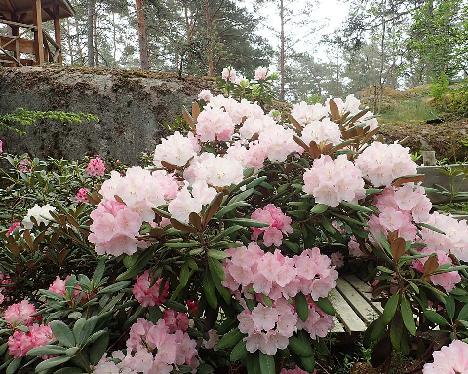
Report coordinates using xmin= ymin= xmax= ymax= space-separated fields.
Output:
xmin=412 ymin=247 xmax=461 ymax=292
xmin=368 ymin=185 xmax=432 ymax=242
xmin=251 ymin=204 xmax=293 ymax=247
xmin=18 ymin=159 xmax=32 ymax=173
xmin=163 ymin=309 xmax=189 ymax=333
xmin=302 ymin=155 xmax=365 ymax=207
xmin=422 ymin=340 xmax=468 ymax=374
xmin=221 ymin=67 xmax=237 ymax=82
xmin=94 ymin=317 xmax=198 ymax=374
xmin=8 ymin=323 xmax=54 ymax=358
xmin=420 ymin=212 xmax=468 ymax=262
xmin=6 ymin=221 xmax=21 ymax=236
xmin=88 ymin=167 xmax=178 ymax=256
xmin=0 ymin=273 xmax=12 ymax=305
xmin=223 ymin=243 xmax=338 ymax=302
xmin=75 ymin=187 xmax=90 ymax=203
xmin=348 ymin=236 xmax=365 ymax=257
xmin=85 ymin=156 xmax=106 ymax=177
xmin=132 ymin=271 xmax=169 ymax=307
xmin=355 ymin=142 xmax=417 ymax=187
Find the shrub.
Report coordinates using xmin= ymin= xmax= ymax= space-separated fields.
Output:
xmin=0 ymin=68 xmax=466 ymax=373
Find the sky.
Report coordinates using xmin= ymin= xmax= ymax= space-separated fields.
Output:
xmin=240 ymin=0 xmax=350 ymax=61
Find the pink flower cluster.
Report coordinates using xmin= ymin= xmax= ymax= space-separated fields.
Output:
xmin=221 ymin=67 xmax=236 ymax=82
xmin=18 ymin=159 xmax=32 ymax=173
xmin=85 ymin=156 xmax=106 ymax=177
xmin=303 ymin=155 xmax=365 ymax=207
xmin=348 ymin=236 xmax=365 ymax=257
xmin=95 ymin=317 xmax=198 ymax=373
xmin=368 ymin=185 xmax=432 ymax=242
xmin=6 ymin=221 xmax=21 ymax=236
xmin=163 ymin=309 xmax=189 ymax=333
xmin=225 ymin=141 xmax=267 ymax=170
xmin=8 ymin=323 xmax=53 ymax=358
xmin=133 ymin=271 xmax=169 ymax=307
xmin=420 ymin=212 xmax=468 ymax=262
xmin=4 ymin=300 xmax=37 ymax=327
xmin=300 ymin=118 xmax=342 ymax=146
xmin=238 ymin=298 xmax=297 ymax=355
xmin=423 ymin=340 xmax=468 ymax=374
xmin=89 ymin=199 xmax=143 ymax=256
xmin=412 ymin=248 xmax=461 ymax=292
xmin=223 ymin=243 xmax=338 ymax=301
xmin=355 ymin=142 xmax=417 ymax=187
xmin=291 ymin=102 xmax=328 ymax=125
xmin=153 ymin=131 xmax=200 ymax=167
xmin=296 ymin=299 xmax=334 ymax=340
xmin=251 ymin=204 xmax=293 ymax=247
xmin=89 ymin=167 xmax=179 ymax=255
xmin=75 ymin=187 xmax=90 ymax=203
xmin=196 ymin=107 xmax=235 ymax=142
xmin=48 ymin=276 xmax=67 ymax=296
xmin=254 ymin=66 xmax=269 ymax=80
xmin=257 ymin=124 xmax=301 ymax=162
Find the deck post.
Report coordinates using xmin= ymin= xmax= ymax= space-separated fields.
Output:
xmin=10 ymin=25 xmax=20 ymax=61
xmin=32 ymin=0 xmax=44 ymax=64
xmin=53 ymin=4 xmax=62 ymax=63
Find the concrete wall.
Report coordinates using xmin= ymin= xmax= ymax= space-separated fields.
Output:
xmin=0 ymin=66 xmax=214 ymax=164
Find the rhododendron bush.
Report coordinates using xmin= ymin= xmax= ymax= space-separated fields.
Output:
xmin=0 ymin=68 xmax=467 ymax=373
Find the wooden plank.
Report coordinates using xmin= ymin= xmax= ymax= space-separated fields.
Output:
xmin=32 ymin=0 xmax=44 ymax=64
xmin=0 ymin=35 xmax=34 ymax=54
xmin=329 ymin=288 xmax=367 ymax=333
xmin=336 ymin=278 xmax=380 ymax=325
xmin=343 ymin=275 xmax=384 ymax=313
xmin=331 ymin=317 xmax=345 ymax=333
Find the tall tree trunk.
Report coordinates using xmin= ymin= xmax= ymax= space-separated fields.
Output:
xmin=94 ymin=8 xmax=99 ymax=66
xmin=112 ymin=12 xmax=117 ymax=66
xmin=87 ymin=0 xmax=95 ymax=67
xmin=204 ymin=0 xmax=215 ymax=76
xmin=377 ymin=0 xmax=387 ymax=112
xmin=65 ymin=18 xmax=74 ymax=64
xmin=135 ymin=0 xmax=150 ymax=70
xmin=279 ymin=0 xmax=286 ymax=100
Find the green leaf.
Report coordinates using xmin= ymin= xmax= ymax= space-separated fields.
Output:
xmin=202 ymin=272 xmax=217 ymax=309
xmin=458 ymin=303 xmax=468 ymax=321
xmin=211 ymin=225 xmax=244 ymax=242
xmin=208 ymin=258 xmax=225 ymax=283
xmin=72 ymin=318 xmax=87 ymax=345
xmin=28 ymin=344 xmax=66 ymax=356
xmin=165 ymin=300 xmax=188 ymax=313
xmin=289 ymin=334 xmax=313 ymax=357
xmin=382 ymin=293 xmax=400 ymax=324
xmin=299 ymin=355 xmax=316 ymax=372
xmin=340 ymin=201 xmax=374 ymax=213
xmin=424 ymin=309 xmax=449 ymax=326
xmin=89 ymin=331 xmax=109 ymax=365
xmin=315 ymin=297 xmax=336 ymax=316
xmin=97 ymin=281 xmax=131 ymax=295
xmin=6 ymin=358 xmax=22 ymax=374
xmin=171 ymin=263 xmax=192 ymax=300
xmin=50 ymin=320 xmax=76 ymax=347
xmin=258 ymin=353 xmax=275 ymax=374
xmin=310 ymin=204 xmax=328 ymax=214
xmin=295 ymin=293 xmax=309 ymax=322
xmin=35 ymin=356 xmax=71 ymax=372
xmin=208 ymin=249 xmax=228 ymax=260
xmin=223 ymin=218 xmax=269 ymax=228
xmin=217 ymin=328 xmax=243 ymax=350
xmin=400 ymin=296 xmax=416 ymax=336
xmin=445 ymin=296 xmax=455 ymax=320
xmin=92 ymin=259 xmax=106 ymax=285
xmin=230 ymin=339 xmax=248 ymax=362
xmin=215 ymin=202 xmax=251 ymax=218
xmin=55 ymin=368 xmax=86 ymax=374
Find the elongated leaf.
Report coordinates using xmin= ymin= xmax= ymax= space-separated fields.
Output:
xmin=202 ymin=272 xmax=217 ymax=309
xmin=400 ymin=296 xmax=416 ymax=336
xmin=223 ymin=218 xmax=269 ymax=228
xmin=97 ymin=281 xmax=130 ymax=295
xmin=424 ymin=309 xmax=449 ymax=326
xmin=230 ymin=339 xmax=248 ymax=362
xmin=458 ymin=303 xmax=468 ymax=321
xmin=258 ymin=353 xmax=275 ymax=374
xmin=50 ymin=320 xmax=75 ymax=348
xmin=382 ymin=293 xmax=400 ymax=324
xmin=289 ymin=334 xmax=313 ymax=357
xmin=217 ymin=328 xmax=243 ymax=350
xmin=310 ymin=204 xmax=328 ymax=214
xmin=315 ymin=297 xmax=336 ymax=316
xmin=299 ymin=355 xmax=316 ymax=372
xmin=35 ymin=356 xmax=71 ymax=372
xmin=295 ymin=293 xmax=309 ymax=322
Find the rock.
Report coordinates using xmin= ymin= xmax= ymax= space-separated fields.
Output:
xmin=0 ymin=66 xmax=215 ymax=164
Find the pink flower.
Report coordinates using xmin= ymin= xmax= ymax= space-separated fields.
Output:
xmin=300 ymin=118 xmax=342 ymax=146
xmin=153 ymin=131 xmax=200 ymax=168
xmin=4 ymin=300 xmax=37 ymax=326
xmin=133 ymin=271 xmax=169 ymax=307
xmin=221 ymin=67 xmax=237 ymax=82
xmin=198 ymin=89 xmax=213 ymax=102
xmin=6 ymin=221 xmax=21 ymax=236
xmin=303 ymin=155 xmax=365 ymax=207
xmin=48 ymin=276 xmax=67 ymax=297
xmin=163 ymin=309 xmax=189 ymax=333
xmin=423 ymin=340 xmax=468 ymax=374
xmin=258 ymin=124 xmax=301 ymax=162
xmin=296 ymin=300 xmax=334 ymax=339
xmin=348 ymin=236 xmax=364 ymax=257
xmin=251 ymin=204 xmax=293 ymax=247
xmin=0 ymin=139 xmax=3 ymax=153
xmin=330 ymin=252 xmax=344 ymax=269
xmin=88 ymin=199 xmax=144 ymax=256
xmin=355 ymin=142 xmax=417 ymax=187
xmin=412 ymin=248 xmax=461 ymax=292
xmin=18 ymin=159 xmax=32 ymax=173
xmin=195 ymin=107 xmax=235 ymax=142
xmin=8 ymin=323 xmax=53 ymax=358
xmin=85 ymin=156 xmax=106 ymax=177
xmin=254 ymin=66 xmax=269 ymax=80
xmin=203 ymin=329 xmax=219 ymax=349
xmin=75 ymin=187 xmax=90 ymax=203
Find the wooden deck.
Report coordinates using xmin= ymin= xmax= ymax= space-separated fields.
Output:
xmin=330 ymin=275 xmax=382 ymax=333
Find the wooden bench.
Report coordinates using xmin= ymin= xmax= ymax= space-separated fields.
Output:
xmin=330 ymin=275 xmax=382 ymax=333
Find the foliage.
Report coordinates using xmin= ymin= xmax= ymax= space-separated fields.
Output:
xmin=0 ymin=109 xmax=98 ymax=135
xmin=432 ymin=82 xmax=468 ymax=116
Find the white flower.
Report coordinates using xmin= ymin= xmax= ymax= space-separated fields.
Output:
xmin=291 ymin=101 xmax=328 ymax=125
xmin=239 ymin=115 xmax=277 ymax=140
xmin=22 ymin=204 xmax=56 ymax=229
xmin=254 ymin=66 xmax=269 ymax=80
xmin=198 ymin=89 xmax=213 ymax=102
xmin=301 ymin=118 xmax=342 ymax=146
xmin=258 ymin=125 xmax=301 ymax=162
xmin=221 ymin=67 xmax=236 ymax=82
xmin=153 ymin=131 xmax=199 ymax=167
